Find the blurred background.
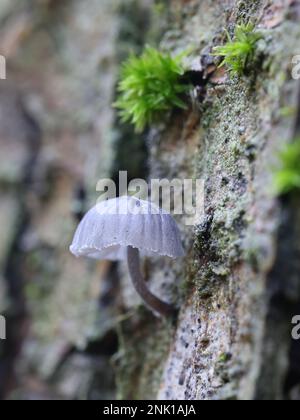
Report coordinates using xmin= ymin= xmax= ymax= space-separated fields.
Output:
xmin=0 ymin=0 xmax=157 ymax=400
xmin=1 ymin=0 xmax=300 ymax=401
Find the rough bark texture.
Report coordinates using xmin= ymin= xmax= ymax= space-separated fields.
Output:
xmin=1 ymin=0 xmax=300 ymax=400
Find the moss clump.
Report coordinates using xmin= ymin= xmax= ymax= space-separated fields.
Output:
xmin=274 ymin=138 xmax=300 ymax=194
xmin=213 ymin=23 xmax=262 ymax=76
xmin=218 ymin=352 xmax=232 ymax=363
xmin=114 ymin=46 xmax=190 ymax=132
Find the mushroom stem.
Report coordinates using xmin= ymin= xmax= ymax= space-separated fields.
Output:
xmin=127 ymin=246 xmax=175 ymax=318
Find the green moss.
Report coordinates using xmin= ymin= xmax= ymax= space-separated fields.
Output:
xmin=218 ymin=352 xmax=232 ymax=363
xmin=153 ymin=1 xmax=166 ymax=16
xmin=114 ymin=46 xmax=190 ymax=132
xmin=274 ymin=138 xmax=300 ymax=195
xmin=279 ymin=106 xmax=297 ymax=118
xmin=213 ymin=23 xmax=262 ymax=77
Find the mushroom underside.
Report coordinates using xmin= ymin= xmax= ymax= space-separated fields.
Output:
xmin=127 ymin=246 xmax=176 ymax=317
xmin=70 ymin=242 xmax=179 ymax=261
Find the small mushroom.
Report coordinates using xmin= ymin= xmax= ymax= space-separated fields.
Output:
xmin=70 ymin=196 xmax=185 ymax=317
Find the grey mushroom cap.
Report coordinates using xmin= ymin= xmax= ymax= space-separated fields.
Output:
xmin=70 ymin=196 xmax=185 ymax=261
